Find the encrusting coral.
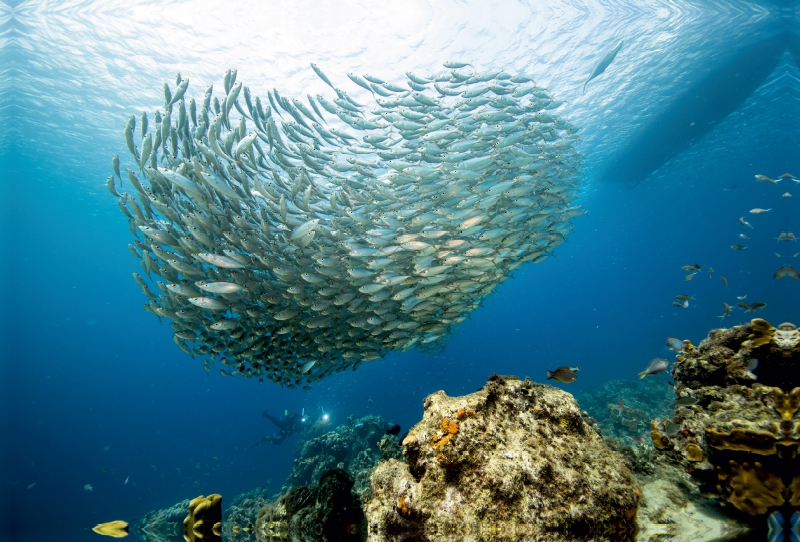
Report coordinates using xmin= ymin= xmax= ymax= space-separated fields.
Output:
xmin=651 ymin=318 xmax=800 ymax=518
xmin=364 ymin=374 xmax=639 ymax=542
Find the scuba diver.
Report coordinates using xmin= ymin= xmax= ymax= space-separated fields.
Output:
xmin=253 ymin=409 xmax=312 ymax=446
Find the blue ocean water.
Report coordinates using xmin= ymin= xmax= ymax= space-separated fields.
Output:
xmin=2 ymin=1 xmax=799 ymax=541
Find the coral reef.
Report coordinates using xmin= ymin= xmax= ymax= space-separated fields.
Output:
xmin=284 ymin=414 xmax=401 ymax=497
xmin=134 ymin=499 xmax=190 ymax=542
xmin=364 ymin=374 xmax=640 ymax=541
xmin=652 ymin=318 xmax=800 ymax=518
xmin=575 ymin=378 xmax=672 ymax=475
xmin=184 ymin=494 xmax=222 ymax=542
xmin=256 ymin=469 xmax=366 ymax=542
xmin=223 ymin=487 xmax=273 ymax=541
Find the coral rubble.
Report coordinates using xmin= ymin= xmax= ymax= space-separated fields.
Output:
xmin=364 ymin=374 xmax=639 ymax=541
xmin=653 ymin=319 xmax=800 ymax=517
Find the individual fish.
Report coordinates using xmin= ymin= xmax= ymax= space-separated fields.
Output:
xmin=124 ymin=476 xmax=129 ymax=485
xmin=675 ymin=294 xmax=694 ymax=301
xmin=683 ymin=273 xmax=696 ymax=281
xmin=749 ymin=208 xmax=771 ymax=214
xmin=754 ymin=174 xmax=779 ymax=183
xmin=196 ymin=281 xmax=245 ymax=293
xmin=195 ymin=253 xmax=246 ymax=269
xmin=664 ymin=423 xmax=680 ymax=437
xmin=673 ymin=396 xmax=699 ymax=406
xmin=300 ymin=360 xmax=316 ymax=374
xmin=718 ymin=302 xmax=731 ymax=319
xmin=84 ymin=484 xmax=93 ymax=491
xmin=188 ymin=297 xmax=228 ymax=310
xmin=672 ymin=300 xmax=688 ymax=308
xmin=385 ymin=424 xmax=401 ymax=435
xmin=92 ymin=520 xmax=129 ymax=538
xmin=636 ymin=357 xmax=668 ymax=379
xmin=782 ymin=192 xmax=791 ymax=198
xmin=777 ymin=232 xmax=797 ymax=242
xmin=721 ymin=276 xmax=729 ymax=288
xmin=745 ymin=358 xmax=758 ymax=372
xmin=774 ymin=266 xmax=800 ymax=279
xmin=681 ymin=263 xmax=702 ymax=271
xmin=731 ymin=245 xmax=747 ymax=250
xmin=739 ymin=217 xmax=754 ymax=229
xmin=709 ymin=266 xmax=714 ymax=276
xmin=739 ymin=234 xmax=749 ymax=240
xmin=583 ymin=40 xmax=624 ymax=93
xmin=750 ymin=302 xmax=767 ymax=311
xmin=737 ymin=295 xmax=747 ymax=300
xmin=666 ymin=337 xmax=684 ymax=352
xmin=545 ymin=366 xmax=578 ymax=384
xmin=737 ymin=302 xmax=751 ymax=311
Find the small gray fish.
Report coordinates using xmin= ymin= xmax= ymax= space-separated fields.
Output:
xmin=674 ymin=396 xmax=699 ymax=407
xmin=745 ymin=358 xmax=759 ymax=372
xmin=666 ymin=337 xmax=684 ymax=352
xmin=664 ymin=423 xmax=680 ymax=437
xmin=731 ymin=245 xmax=747 ymax=251
xmin=637 ymin=357 xmax=668 ymax=379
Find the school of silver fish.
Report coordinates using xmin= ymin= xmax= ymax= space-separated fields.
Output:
xmin=109 ymin=64 xmax=584 ymax=388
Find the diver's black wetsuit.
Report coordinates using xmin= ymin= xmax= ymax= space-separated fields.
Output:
xmin=253 ymin=411 xmax=302 ymax=446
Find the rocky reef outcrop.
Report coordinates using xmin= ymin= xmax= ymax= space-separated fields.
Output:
xmin=284 ymin=415 xmax=401 ymax=497
xmin=364 ymin=374 xmax=640 ymax=541
xmin=651 ymin=319 xmax=800 ymax=518
xmin=256 ymin=468 xmax=366 ymax=542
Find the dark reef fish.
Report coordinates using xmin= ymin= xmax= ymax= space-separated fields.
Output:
xmin=385 ymin=424 xmax=401 ymax=436
xmin=546 ymin=366 xmax=578 ymax=384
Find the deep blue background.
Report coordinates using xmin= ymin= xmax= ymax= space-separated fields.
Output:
xmin=4 ymin=60 xmax=800 ymax=542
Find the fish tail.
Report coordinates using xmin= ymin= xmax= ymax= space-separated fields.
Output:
xmin=582 ymin=81 xmax=587 ymax=94
xmin=545 ymin=371 xmax=553 ymax=379
xmin=636 ymin=371 xmax=647 ymax=379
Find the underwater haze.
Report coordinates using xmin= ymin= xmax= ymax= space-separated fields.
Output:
xmin=3 ymin=0 xmax=800 ymax=541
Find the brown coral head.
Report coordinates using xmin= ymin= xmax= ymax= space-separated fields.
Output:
xmin=745 ymin=318 xmax=775 ymax=349
xmin=650 ymin=420 xmax=669 ymax=449
xmin=685 ymin=443 xmax=703 ymax=462
xmin=722 ymin=460 xmax=784 ymax=515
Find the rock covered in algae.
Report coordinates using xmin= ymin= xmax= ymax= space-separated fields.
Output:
xmin=134 ymin=499 xmax=190 ymax=542
xmin=653 ymin=319 xmax=800 ymax=517
xmin=364 ymin=374 xmax=639 ymax=541
xmin=283 ymin=415 xmax=402 ymax=498
xmin=115 ymin=64 xmax=584 ymax=388
xmin=256 ymin=468 xmax=366 ymax=542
